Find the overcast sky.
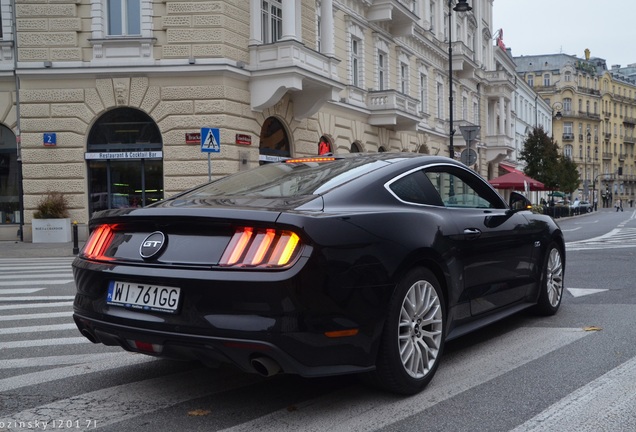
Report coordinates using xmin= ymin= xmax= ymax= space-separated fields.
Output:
xmin=493 ymin=1 xmax=636 ymax=68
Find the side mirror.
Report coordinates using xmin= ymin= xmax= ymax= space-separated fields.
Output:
xmin=509 ymin=192 xmax=532 ymax=212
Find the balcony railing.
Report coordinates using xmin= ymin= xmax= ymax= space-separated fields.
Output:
xmin=562 ymin=133 xmax=575 ymax=141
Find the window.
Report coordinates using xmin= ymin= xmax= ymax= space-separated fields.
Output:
xmin=564 ymin=122 xmax=573 ymax=135
xmin=378 ymin=51 xmax=386 ymax=90
xmin=351 ymin=37 xmax=362 ymax=87
xmin=564 ymin=72 xmax=571 ymax=82
xmin=462 ymin=95 xmax=468 ymax=120
xmin=425 ymin=168 xmax=501 ymax=209
xmin=437 ymin=81 xmax=444 ymax=118
xmin=564 ymin=144 xmax=573 ymax=159
xmin=316 ymin=15 xmax=321 ymax=52
xmin=563 ymin=98 xmax=572 ymax=112
xmin=399 ymin=62 xmax=408 ymax=94
xmin=261 ymin=0 xmax=282 ymax=43
xmin=419 ymin=72 xmax=428 ymax=114
xmin=91 ymin=0 xmax=155 ymax=60
xmin=107 ymin=0 xmax=141 ymax=36
xmin=543 ymin=74 xmax=550 ymax=86
xmin=528 ymin=75 xmax=534 ymax=87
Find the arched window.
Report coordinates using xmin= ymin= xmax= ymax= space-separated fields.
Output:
xmin=259 ymin=117 xmax=291 ymax=163
xmin=86 ymin=108 xmax=163 ymax=214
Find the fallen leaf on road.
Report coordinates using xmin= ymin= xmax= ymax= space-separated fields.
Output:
xmin=188 ymin=409 xmax=211 ymax=416
xmin=583 ymin=326 xmax=602 ymax=332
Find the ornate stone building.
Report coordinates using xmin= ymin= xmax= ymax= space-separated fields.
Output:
xmin=514 ymin=52 xmax=636 ymax=205
xmin=0 ymin=0 xmax=524 ymax=241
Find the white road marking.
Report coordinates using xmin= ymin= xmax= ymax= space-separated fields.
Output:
xmin=567 ymin=288 xmax=609 ymax=298
xmin=0 ymin=353 xmax=123 ymax=369
xmin=0 ymin=288 xmax=45 ymax=294
xmin=0 ymin=337 xmax=89 ymax=350
xmin=0 ymin=296 xmax=75 ymax=301
xmin=0 ymin=364 xmax=263 ymax=430
xmin=0 ymin=323 xmax=77 ymax=335
xmin=0 ymin=311 xmax=70 ymax=321
xmin=0 ymin=302 xmax=72 ymax=310
xmin=0 ymin=353 xmax=156 ymax=392
xmin=0 ymin=280 xmax=74 ymax=286
xmin=0 ymin=273 xmax=72 ymax=280
xmin=512 ymin=356 xmax=636 ymax=431
xmin=219 ymin=327 xmax=590 ymax=432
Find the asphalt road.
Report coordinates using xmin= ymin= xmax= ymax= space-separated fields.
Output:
xmin=1 ymin=207 xmax=635 ymax=431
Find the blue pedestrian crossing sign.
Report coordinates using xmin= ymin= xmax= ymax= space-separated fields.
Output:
xmin=201 ymin=128 xmax=220 ymax=153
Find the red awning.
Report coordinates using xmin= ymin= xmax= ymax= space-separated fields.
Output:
xmin=488 ymin=171 xmax=545 ymax=191
xmin=499 ymin=164 xmax=524 ymax=175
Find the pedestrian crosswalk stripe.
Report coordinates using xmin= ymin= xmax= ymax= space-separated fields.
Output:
xmin=0 ymin=353 xmax=123 ymax=369
xmin=0 ymin=301 xmax=72 ymax=310
xmin=0 ymin=280 xmax=74 ymax=286
xmin=220 ymin=327 xmax=591 ymax=432
xmin=0 ymin=288 xmax=45 ymax=294
xmin=0 ymin=265 xmax=72 ymax=271
xmin=511 ymin=356 xmax=636 ymax=431
xmin=0 ymin=353 xmax=155 ymax=392
xmin=0 ymin=272 xmax=72 ymax=280
xmin=0 ymin=337 xmax=89 ymax=350
xmin=0 ymin=311 xmax=69 ymax=321
xmin=0 ymin=295 xmax=75 ymax=301
xmin=0 ymin=323 xmax=76 ymax=335
xmin=0 ymin=364 xmax=261 ymax=427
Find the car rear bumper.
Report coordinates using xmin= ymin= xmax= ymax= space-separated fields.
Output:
xmin=73 ymin=312 xmax=375 ymax=377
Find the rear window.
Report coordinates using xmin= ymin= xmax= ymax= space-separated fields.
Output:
xmin=184 ymin=158 xmax=389 ymax=198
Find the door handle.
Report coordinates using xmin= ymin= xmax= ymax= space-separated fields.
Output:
xmin=463 ymin=228 xmax=481 ymax=239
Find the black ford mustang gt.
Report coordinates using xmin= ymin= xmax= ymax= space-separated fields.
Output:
xmin=73 ymin=153 xmax=565 ymax=395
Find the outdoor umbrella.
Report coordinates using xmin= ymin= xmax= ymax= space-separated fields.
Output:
xmin=488 ymin=171 xmax=545 ymax=191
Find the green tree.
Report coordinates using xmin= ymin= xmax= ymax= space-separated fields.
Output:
xmin=519 ymin=126 xmax=561 ymax=190
xmin=557 ymin=154 xmax=581 ymax=194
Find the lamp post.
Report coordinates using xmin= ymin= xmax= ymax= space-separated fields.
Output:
xmin=584 ymin=129 xmax=591 ymax=200
xmin=448 ymin=0 xmax=472 ymax=159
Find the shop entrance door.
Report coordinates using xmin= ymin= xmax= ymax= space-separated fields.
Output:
xmin=86 ymin=108 xmax=163 ymax=215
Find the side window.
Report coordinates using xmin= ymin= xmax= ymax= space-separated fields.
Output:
xmin=388 ymin=170 xmax=443 ymax=206
xmin=424 ymin=167 xmax=503 ymax=209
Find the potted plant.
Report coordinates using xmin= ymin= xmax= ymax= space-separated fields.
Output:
xmin=32 ymin=192 xmax=72 ymax=243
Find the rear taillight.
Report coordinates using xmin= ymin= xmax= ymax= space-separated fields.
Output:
xmin=81 ymin=224 xmax=116 ymax=260
xmin=219 ymin=227 xmax=301 ymax=268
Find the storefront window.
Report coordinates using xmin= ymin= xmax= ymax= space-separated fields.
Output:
xmin=259 ymin=117 xmax=291 ymax=164
xmin=86 ymin=108 xmax=163 ymax=215
xmin=0 ymin=126 xmax=19 ymax=224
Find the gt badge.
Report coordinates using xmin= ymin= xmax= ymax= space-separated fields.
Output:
xmin=140 ymin=231 xmax=167 ymax=259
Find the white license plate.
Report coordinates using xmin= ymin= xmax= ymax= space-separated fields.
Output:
xmin=107 ymin=281 xmax=181 ymax=314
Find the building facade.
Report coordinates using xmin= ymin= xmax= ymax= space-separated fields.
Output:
xmin=0 ymin=0 xmax=527 ymax=242
xmin=514 ymin=52 xmax=636 ymax=205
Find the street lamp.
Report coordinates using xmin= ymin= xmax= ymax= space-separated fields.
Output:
xmin=448 ymin=0 xmax=472 ymax=159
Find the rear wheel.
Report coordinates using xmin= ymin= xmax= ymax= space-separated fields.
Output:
xmin=532 ymin=243 xmax=564 ymax=315
xmin=367 ymin=268 xmax=445 ymax=395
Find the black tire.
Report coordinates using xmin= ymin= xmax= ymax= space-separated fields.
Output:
xmin=365 ymin=267 xmax=445 ymax=395
xmin=532 ymin=243 xmax=564 ymax=316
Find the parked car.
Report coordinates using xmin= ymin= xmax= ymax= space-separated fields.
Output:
xmin=578 ymin=200 xmax=593 ymax=213
xmin=72 ymin=153 xmax=565 ymax=395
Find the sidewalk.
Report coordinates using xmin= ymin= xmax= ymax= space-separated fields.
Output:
xmin=0 ymin=241 xmax=84 ymax=258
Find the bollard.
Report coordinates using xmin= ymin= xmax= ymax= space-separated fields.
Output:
xmin=72 ymin=220 xmax=79 ymax=255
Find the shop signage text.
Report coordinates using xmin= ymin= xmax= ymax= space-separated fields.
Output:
xmin=84 ymin=151 xmax=163 ymax=160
